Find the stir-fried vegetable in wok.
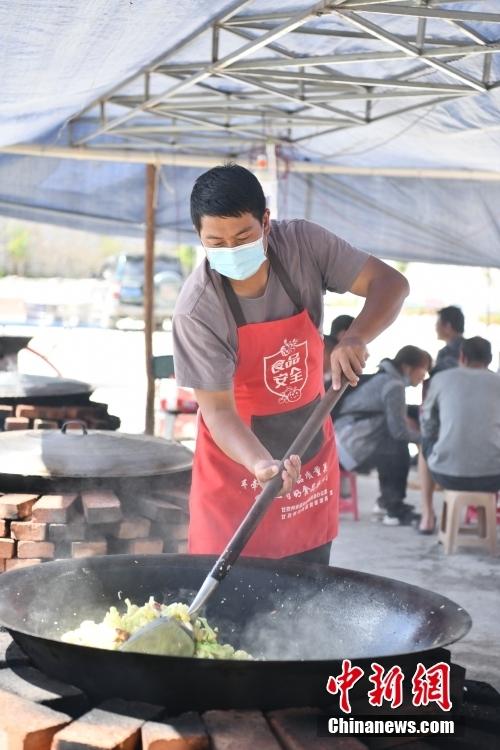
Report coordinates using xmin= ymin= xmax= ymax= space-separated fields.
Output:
xmin=62 ymin=597 xmax=253 ymax=660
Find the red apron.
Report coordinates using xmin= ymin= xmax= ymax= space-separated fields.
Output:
xmin=188 ymin=248 xmax=340 ymax=558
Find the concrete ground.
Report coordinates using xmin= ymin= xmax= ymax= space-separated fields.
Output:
xmin=331 ymin=470 xmax=500 ymax=691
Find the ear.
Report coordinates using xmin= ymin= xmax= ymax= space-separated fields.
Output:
xmin=262 ymin=208 xmax=271 ymax=236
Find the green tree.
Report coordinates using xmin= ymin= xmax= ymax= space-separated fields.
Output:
xmin=178 ymin=244 xmax=196 ymax=274
xmin=6 ymin=227 xmax=30 ymax=275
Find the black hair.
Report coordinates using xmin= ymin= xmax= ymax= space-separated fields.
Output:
xmin=190 ymin=163 xmax=266 ymax=232
xmin=461 ymin=336 xmax=492 ymax=365
xmin=438 ymin=305 xmax=464 ymax=334
xmin=393 ymin=345 xmax=432 ymax=372
xmin=329 ymin=314 xmax=355 ymax=340
xmin=325 ymin=314 xmax=355 ymax=351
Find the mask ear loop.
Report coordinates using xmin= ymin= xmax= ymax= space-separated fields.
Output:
xmin=262 ymin=217 xmax=270 ymax=258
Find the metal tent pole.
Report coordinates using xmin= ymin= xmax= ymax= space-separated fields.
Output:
xmin=144 ymin=163 xmax=156 ymax=435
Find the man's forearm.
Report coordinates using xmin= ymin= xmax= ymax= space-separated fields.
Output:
xmin=349 ymin=270 xmax=409 ymax=344
xmin=203 ymin=408 xmax=272 ymax=473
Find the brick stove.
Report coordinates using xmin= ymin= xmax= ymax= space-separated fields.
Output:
xmin=0 ymin=401 xmax=120 ymax=432
xmin=0 ymin=472 xmax=191 ymax=572
xmin=0 ymin=631 xmax=498 ymax=749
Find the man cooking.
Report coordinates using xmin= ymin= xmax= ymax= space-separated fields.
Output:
xmin=173 ymin=164 xmax=409 ymax=565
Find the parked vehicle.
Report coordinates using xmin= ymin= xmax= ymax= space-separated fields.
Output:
xmin=96 ymin=254 xmax=184 ymax=328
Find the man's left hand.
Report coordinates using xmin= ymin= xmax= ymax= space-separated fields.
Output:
xmin=330 ymin=335 xmax=368 ymax=390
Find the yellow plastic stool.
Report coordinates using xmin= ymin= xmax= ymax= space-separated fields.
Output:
xmin=439 ymin=491 xmax=497 ymax=555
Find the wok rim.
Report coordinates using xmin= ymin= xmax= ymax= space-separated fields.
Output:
xmin=0 ymin=553 xmax=473 ymax=663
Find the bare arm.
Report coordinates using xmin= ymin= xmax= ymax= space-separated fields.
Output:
xmin=330 ymin=257 xmax=410 ymax=389
xmin=195 ymin=388 xmax=300 ymax=492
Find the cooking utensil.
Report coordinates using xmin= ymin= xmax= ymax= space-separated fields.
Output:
xmin=0 ymin=372 xmax=92 ymax=403
xmin=122 ymin=380 xmax=350 ymax=656
xmin=0 ymin=425 xmax=193 ymax=482
xmin=0 ymin=554 xmax=471 ymax=711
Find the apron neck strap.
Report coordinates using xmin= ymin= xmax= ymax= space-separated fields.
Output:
xmin=221 ymin=244 xmax=303 ymax=327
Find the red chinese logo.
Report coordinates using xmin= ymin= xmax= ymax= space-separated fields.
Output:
xmin=263 ymin=338 xmax=308 ymax=404
xmin=368 ymin=662 xmax=404 ymax=709
xmin=412 ymin=662 xmax=452 ymax=711
xmin=326 ymin=659 xmax=364 ymax=714
xmin=326 ymin=661 xmax=452 ymax=713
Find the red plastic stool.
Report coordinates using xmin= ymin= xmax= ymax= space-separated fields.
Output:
xmin=339 ymin=469 xmax=360 ymax=521
xmin=465 ymin=491 xmax=500 ymax=525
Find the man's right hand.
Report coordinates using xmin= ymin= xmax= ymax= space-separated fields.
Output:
xmin=254 ymin=454 xmax=301 ymax=496
xmin=195 ymin=388 xmax=301 ymax=495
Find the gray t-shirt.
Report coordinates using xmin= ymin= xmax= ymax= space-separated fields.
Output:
xmin=173 ymin=219 xmax=369 ymax=391
xmin=421 ymin=367 xmax=500 ymax=477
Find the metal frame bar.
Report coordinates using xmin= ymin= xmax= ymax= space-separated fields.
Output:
xmin=340 ymin=4 xmax=500 ymax=24
xmin=75 ymin=0 xmax=334 ymax=145
xmin=157 ymin=42 xmax=500 ymax=74
xmin=3 ymin=143 xmax=500 ymax=181
xmin=65 ymin=0 xmax=500 ymax=155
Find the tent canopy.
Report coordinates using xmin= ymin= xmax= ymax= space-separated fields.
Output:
xmin=1 ymin=0 xmax=500 ymax=266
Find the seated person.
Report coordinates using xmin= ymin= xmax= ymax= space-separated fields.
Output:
xmin=334 ymin=346 xmax=431 ymax=526
xmin=323 ymin=315 xmax=354 ymax=389
xmin=418 ymin=336 xmax=500 ymax=533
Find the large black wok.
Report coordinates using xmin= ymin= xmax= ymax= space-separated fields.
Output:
xmin=0 ymin=554 xmax=471 ymax=712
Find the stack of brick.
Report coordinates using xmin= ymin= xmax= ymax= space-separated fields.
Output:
xmin=121 ymin=487 xmax=189 ymax=555
xmin=0 ymin=484 xmax=191 ymax=571
xmin=0 ymin=401 xmax=121 ymax=431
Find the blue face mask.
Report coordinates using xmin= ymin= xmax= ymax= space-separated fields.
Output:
xmin=205 ymin=236 xmax=267 ymax=280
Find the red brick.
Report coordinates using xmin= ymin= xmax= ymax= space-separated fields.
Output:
xmin=71 ymin=404 xmax=107 ymax=420
xmin=159 ymin=489 xmax=190 ymax=510
xmin=268 ymin=708 xmax=369 ymax=750
xmin=203 ymin=711 xmax=282 ymax=750
xmin=10 ymin=520 xmax=47 ymax=541
xmin=162 ymin=539 xmax=189 ymax=554
xmin=0 ymin=518 xmax=7 ymax=536
xmin=32 ymin=494 xmax=78 ymax=523
xmin=34 ymin=418 xmax=59 ymax=430
xmin=31 ymin=405 xmax=67 ymax=421
xmin=51 ymin=698 xmax=161 ymax=750
xmin=48 ymin=517 xmax=86 ymax=542
xmin=82 ymin=491 xmax=122 ymax=524
xmin=15 ymin=404 xmax=38 ymax=419
xmin=157 ymin=523 xmax=189 ymax=542
xmin=54 ymin=542 xmax=71 ymax=559
xmin=17 ymin=540 xmax=55 ymax=559
xmin=0 ymin=688 xmax=70 ymax=750
xmin=111 ymin=538 xmax=164 ymax=555
xmin=0 ymin=405 xmax=13 ymax=417
xmin=71 ymin=540 xmax=107 ymax=558
xmin=0 ymin=665 xmax=88 ymax=714
xmin=142 ymin=712 xmax=208 ymax=750
xmin=0 ymin=493 xmax=39 ymax=520
xmin=5 ymin=557 xmax=43 ymax=570
xmin=4 ymin=415 xmax=30 ymax=430
xmin=136 ymin=497 xmax=188 ymax=524
xmin=0 ymin=538 xmax=15 ymax=558
xmin=111 ymin=516 xmax=151 ymax=540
